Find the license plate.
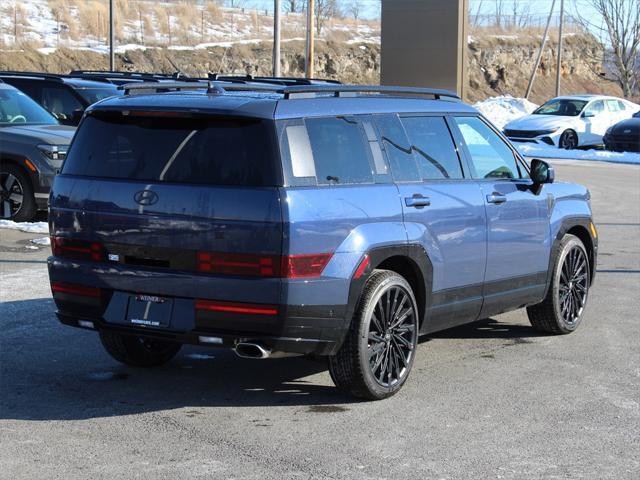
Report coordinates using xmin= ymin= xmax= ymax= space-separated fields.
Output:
xmin=126 ymin=294 xmax=173 ymax=328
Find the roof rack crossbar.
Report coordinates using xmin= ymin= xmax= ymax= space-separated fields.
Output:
xmin=119 ymin=81 xmax=213 ymax=95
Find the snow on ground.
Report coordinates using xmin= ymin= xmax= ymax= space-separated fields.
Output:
xmin=476 ymin=96 xmax=640 ymax=165
xmin=30 ymin=237 xmax=51 ymax=246
xmin=473 ymin=95 xmax=538 ymax=130
xmin=0 ymin=220 xmax=49 ymax=234
xmin=516 ymin=144 xmax=640 ymax=164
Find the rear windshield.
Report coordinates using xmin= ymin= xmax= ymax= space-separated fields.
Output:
xmin=62 ymin=113 xmax=279 ymax=186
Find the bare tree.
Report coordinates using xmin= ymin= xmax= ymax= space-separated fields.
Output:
xmin=575 ymin=0 xmax=640 ymax=96
xmin=510 ymin=0 xmax=531 ymax=29
xmin=349 ymin=0 xmax=362 ymax=30
xmin=313 ymin=0 xmax=339 ymax=36
xmin=494 ymin=0 xmax=505 ymax=29
xmin=287 ymin=0 xmax=300 ymax=13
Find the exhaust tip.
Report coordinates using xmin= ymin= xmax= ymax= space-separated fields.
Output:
xmin=235 ymin=342 xmax=271 ymax=359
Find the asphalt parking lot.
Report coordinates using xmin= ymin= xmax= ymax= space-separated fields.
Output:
xmin=1 ymin=160 xmax=639 ymax=480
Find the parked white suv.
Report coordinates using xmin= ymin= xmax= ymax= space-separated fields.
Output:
xmin=504 ymin=95 xmax=640 ymax=149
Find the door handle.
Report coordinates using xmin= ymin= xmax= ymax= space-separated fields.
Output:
xmin=405 ymin=195 xmax=431 ymax=208
xmin=486 ymin=193 xmax=507 ymax=204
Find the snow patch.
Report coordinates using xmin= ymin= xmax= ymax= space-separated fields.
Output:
xmin=516 ymin=144 xmax=640 ymax=164
xmin=30 ymin=236 xmax=51 ymax=245
xmin=474 ymin=95 xmax=538 ymax=130
xmin=0 ymin=220 xmax=49 ymax=234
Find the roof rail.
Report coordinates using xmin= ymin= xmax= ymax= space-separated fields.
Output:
xmin=0 ymin=71 xmax=65 ymax=83
xmin=117 ymin=81 xmax=461 ymax=102
xmin=207 ymin=73 xmax=341 ymax=86
xmin=278 ymin=85 xmax=461 ymax=100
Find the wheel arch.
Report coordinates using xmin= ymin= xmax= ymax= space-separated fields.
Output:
xmin=345 ymin=244 xmax=433 ymax=332
xmin=545 ymin=217 xmax=597 ymax=297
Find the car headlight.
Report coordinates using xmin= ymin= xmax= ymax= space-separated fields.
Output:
xmin=37 ymin=144 xmax=67 ymax=161
xmin=537 ymin=128 xmax=560 ymax=135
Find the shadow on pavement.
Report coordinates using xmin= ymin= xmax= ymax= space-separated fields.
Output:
xmin=1 ymin=299 xmax=545 ymax=421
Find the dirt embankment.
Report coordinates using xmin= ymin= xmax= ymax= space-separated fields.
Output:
xmin=0 ymin=34 xmax=622 ymax=103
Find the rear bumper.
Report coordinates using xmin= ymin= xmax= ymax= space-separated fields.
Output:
xmin=57 ymin=311 xmax=341 ymax=356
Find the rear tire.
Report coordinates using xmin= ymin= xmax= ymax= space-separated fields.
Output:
xmin=328 ymin=270 xmax=419 ymax=400
xmin=99 ymin=331 xmax=181 ymax=367
xmin=527 ymin=234 xmax=590 ymax=334
xmin=0 ymin=164 xmax=36 ymax=222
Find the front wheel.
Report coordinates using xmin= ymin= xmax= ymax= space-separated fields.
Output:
xmin=99 ymin=331 xmax=181 ymax=367
xmin=0 ymin=164 xmax=36 ymax=222
xmin=559 ymin=129 xmax=578 ymax=150
xmin=527 ymin=234 xmax=590 ymax=334
xmin=328 ymin=270 xmax=419 ymax=400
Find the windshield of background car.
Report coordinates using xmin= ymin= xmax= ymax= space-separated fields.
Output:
xmin=62 ymin=113 xmax=280 ymax=186
xmin=0 ymin=89 xmax=58 ymax=126
xmin=533 ymin=99 xmax=588 ymax=116
xmin=76 ymin=87 xmax=122 ymax=104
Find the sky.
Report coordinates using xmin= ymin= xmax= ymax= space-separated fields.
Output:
xmin=244 ymin=0 xmax=603 ymax=23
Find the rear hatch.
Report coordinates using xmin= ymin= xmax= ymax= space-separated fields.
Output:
xmin=49 ymin=110 xmax=284 ymax=332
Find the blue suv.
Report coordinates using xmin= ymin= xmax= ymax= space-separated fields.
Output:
xmin=48 ymin=82 xmax=597 ymax=400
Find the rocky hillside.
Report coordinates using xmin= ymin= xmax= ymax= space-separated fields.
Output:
xmin=0 ymin=34 xmax=623 ymax=104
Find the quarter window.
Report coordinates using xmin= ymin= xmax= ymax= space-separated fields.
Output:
xmin=400 ymin=116 xmax=463 ymax=180
xmin=454 ymin=116 xmax=520 ymax=180
xmin=304 ymin=116 xmax=374 ymax=185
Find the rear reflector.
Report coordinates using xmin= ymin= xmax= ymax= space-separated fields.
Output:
xmin=78 ymin=320 xmax=95 ymax=329
xmin=51 ymin=237 xmax=105 ymax=262
xmin=51 ymin=282 xmax=101 ymax=298
xmin=195 ymin=299 xmax=278 ymax=316
xmin=197 ymin=252 xmax=332 ymax=278
xmin=199 ymin=336 xmax=223 ymax=345
xmin=353 ymin=254 xmax=370 ymax=279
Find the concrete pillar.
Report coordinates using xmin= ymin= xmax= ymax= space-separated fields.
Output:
xmin=381 ymin=0 xmax=469 ymax=100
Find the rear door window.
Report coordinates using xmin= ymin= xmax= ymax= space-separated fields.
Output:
xmin=62 ymin=113 xmax=280 ymax=186
xmin=373 ymin=114 xmax=421 ymax=182
xmin=400 ymin=116 xmax=464 ymax=180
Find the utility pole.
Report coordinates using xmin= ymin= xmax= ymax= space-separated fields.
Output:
xmin=305 ymin=0 xmax=315 ymax=78
xmin=109 ymin=0 xmax=115 ymax=71
xmin=525 ymin=0 xmax=557 ymax=99
xmin=555 ymin=0 xmax=564 ymax=96
xmin=274 ymin=0 xmax=281 ymax=77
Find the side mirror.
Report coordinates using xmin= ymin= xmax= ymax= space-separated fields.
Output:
xmin=530 ymin=159 xmax=554 ymax=185
xmin=583 ymin=111 xmax=595 ymax=118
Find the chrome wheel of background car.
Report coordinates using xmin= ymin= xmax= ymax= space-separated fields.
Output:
xmin=0 ymin=171 xmax=24 ymax=219
xmin=558 ymin=245 xmax=589 ymax=326
xmin=367 ymin=285 xmax=417 ymax=388
xmin=559 ymin=130 xmax=578 ymax=149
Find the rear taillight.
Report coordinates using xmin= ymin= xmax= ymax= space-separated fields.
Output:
xmin=197 ymin=252 xmax=332 ymax=278
xmin=51 ymin=282 xmax=101 ymax=298
xmin=51 ymin=237 xmax=105 ymax=262
xmin=195 ymin=299 xmax=278 ymax=316
xmin=283 ymin=254 xmax=333 ymax=278
xmin=197 ymin=252 xmax=280 ymax=277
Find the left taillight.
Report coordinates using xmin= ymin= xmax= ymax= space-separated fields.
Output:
xmin=51 ymin=237 xmax=105 ymax=262
xmin=51 ymin=282 xmax=101 ymax=298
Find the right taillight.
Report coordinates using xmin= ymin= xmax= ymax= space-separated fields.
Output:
xmin=51 ymin=237 xmax=105 ymax=262
xmin=196 ymin=252 xmax=332 ymax=278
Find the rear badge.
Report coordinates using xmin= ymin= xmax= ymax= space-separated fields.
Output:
xmin=108 ymin=254 xmax=120 ymax=262
xmin=136 ymin=294 xmax=166 ymax=304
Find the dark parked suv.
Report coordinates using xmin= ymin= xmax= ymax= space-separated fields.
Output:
xmin=0 ymin=72 xmax=120 ymax=126
xmin=48 ymin=82 xmax=597 ymax=399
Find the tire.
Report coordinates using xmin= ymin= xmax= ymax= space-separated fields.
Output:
xmin=0 ymin=163 xmax=37 ymax=222
xmin=527 ymin=234 xmax=590 ymax=334
xmin=559 ymin=130 xmax=578 ymax=150
xmin=99 ymin=331 xmax=181 ymax=367
xmin=328 ymin=270 xmax=419 ymax=400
